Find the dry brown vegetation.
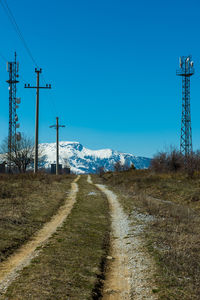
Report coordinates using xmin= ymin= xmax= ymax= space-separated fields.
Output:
xmin=0 ymin=173 xmax=74 ymax=263
xmin=150 ymin=149 xmax=200 ymax=177
xmin=2 ymin=176 xmax=110 ymax=299
xmin=1 ymin=169 xmax=200 ymax=299
xmin=95 ymin=169 xmax=200 ymax=299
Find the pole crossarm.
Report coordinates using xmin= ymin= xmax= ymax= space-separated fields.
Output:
xmin=24 ymin=69 xmax=51 ymax=90
xmin=25 ymin=86 xmax=51 ymax=89
xmin=49 ymin=125 xmax=65 ymax=129
xmin=24 ymin=68 xmax=51 ymax=173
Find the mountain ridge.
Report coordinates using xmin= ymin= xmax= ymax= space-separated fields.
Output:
xmin=39 ymin=141 xmax=151 ymax=174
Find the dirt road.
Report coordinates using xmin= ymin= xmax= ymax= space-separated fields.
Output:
xmin=0 ymin=175 xmax=80 ymax=295
xmin=0 ymin=175 xmax=157 ymax=299
xmin=88 ymin=175 xmax=157 ymax=300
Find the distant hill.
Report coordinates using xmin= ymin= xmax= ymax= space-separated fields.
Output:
xmin=39 ymin=141 xmax=151 ymax=174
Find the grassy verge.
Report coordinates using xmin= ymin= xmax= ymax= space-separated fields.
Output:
xmin=0 ymin=173 xmax=73 ymax=263
xmin=93 ymin=170 xmax=200 ymax=300
xmin=96 ymin=170 xmax=200 ymax=211
xmin=3 ymin=175 xmax=110 ymax=299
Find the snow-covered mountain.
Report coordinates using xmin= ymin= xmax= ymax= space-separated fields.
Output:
xmin=39 ymin=141 xmax=151 ymax=174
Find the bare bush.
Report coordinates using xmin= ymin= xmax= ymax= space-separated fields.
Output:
xmin=114 ymin=161 xmax=134 ymax=172
xmin=150 ymin=147 xmax=200 ymax=176
xmin=96 ymin=166 xmax=106 ymax=176
xmin=114 ymin=161 xmax=123 ymax=172
xmin=167 ymin=149 xmax=184 ymax=172
xmin=150 ymin=149 xmax=185 ymax=173
xmin=1 ymin=134 xmax=34 ymax=173
xmin=150 ymin=151 xmax=168 ymax=173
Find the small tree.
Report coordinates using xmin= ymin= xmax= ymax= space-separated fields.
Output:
xmin=168 ymin=149 xmax=183 ymax=172
xmin=114 ymin=161 xmax=134 ymax=172
xmin=96 ymin=166 xmax=106 ymax=176
xmin=130 ymin=163 xmax=136 ymax=170
xmin=150 ymin=148 xmax=184 ymax=173
xmin=114 ymin=161 xmax=123 ymax=172
xmin=1 ymin=134 xmax=34 ymax=173
xmin=150 ymin=151 xmax=168 ymax=172
xmin=193 ymin=150 xmax=200 ymax=172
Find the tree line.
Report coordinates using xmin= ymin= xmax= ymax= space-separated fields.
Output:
xmin=150 ymin=148 xmax=200 ymax=176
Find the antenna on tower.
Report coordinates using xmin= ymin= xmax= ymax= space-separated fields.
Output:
xmin=176 ymin=55 xmax=194 ymax=159
xmin=6 ymin=52 xmax=21 ymax=172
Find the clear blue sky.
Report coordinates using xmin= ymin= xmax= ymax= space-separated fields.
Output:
xmin=0 ymin=0 xmax=200 ymax=157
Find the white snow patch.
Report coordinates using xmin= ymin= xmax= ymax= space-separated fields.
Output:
xmin=38 ymin=141 xmax=150 ymax=174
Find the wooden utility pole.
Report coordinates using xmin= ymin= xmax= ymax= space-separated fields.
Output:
xmin=25 ymin=68 xmax=51 ymax=173
xmin=50 ymin=117 xmax=65 ymax=175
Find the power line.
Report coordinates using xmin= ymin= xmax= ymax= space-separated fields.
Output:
xmin=0 ymin=1 xmax=59 ymax=121
xmin=1 ymin=0 xmax=37 ymax=66
xmin=0 ymin=0 xmax=53 ymax=87
xmin=0 ymin=47 xmax=57 ymax=119
xmin=0 ymin=0 xmax=38 ymax=67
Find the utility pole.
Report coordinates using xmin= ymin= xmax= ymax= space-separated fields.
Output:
xmin=50 ymin=117 xmax=65 ymax=175
xmin=25 ymin=68 xmax=51 ymax=173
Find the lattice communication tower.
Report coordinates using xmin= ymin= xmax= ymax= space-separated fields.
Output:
xmin=176 ymin=56 xmax=194 ymax=156
xmin=6 ymin=52 xmax=21 ymax=170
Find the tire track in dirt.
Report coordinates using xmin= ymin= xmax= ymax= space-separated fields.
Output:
xmin=0 ymin=175 xmax=80 ymax=295
xmin=88 ymin=175 xmax=157 ymax=300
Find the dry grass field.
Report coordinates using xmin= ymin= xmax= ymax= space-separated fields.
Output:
xmin=0 ymin=173 xmax=74 ymax=263
xmin=94 ymin=170 xmax=200 ymax=300
xmin=1 ymin=170 xmax=200 ymax=299
xmin=1 ymin=175 xmax=110 ymax=299
xmin=96 ymin=170 xmax=200 ymax=210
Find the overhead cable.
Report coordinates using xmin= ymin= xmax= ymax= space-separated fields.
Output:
xmin=0 ymin=0 xmax=38 ymax=67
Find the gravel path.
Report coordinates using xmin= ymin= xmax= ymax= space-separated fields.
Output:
xmin=0 ymin=175 xmax=80 ymax=295
xmin=88 ymin=175 xmax=157 ymax=300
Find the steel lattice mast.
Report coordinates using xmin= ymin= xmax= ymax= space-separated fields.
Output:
xmin=6 ymin=52 xmax=20 ymax=172
xmin=176 ymin=56 xmax=194 ymax=157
